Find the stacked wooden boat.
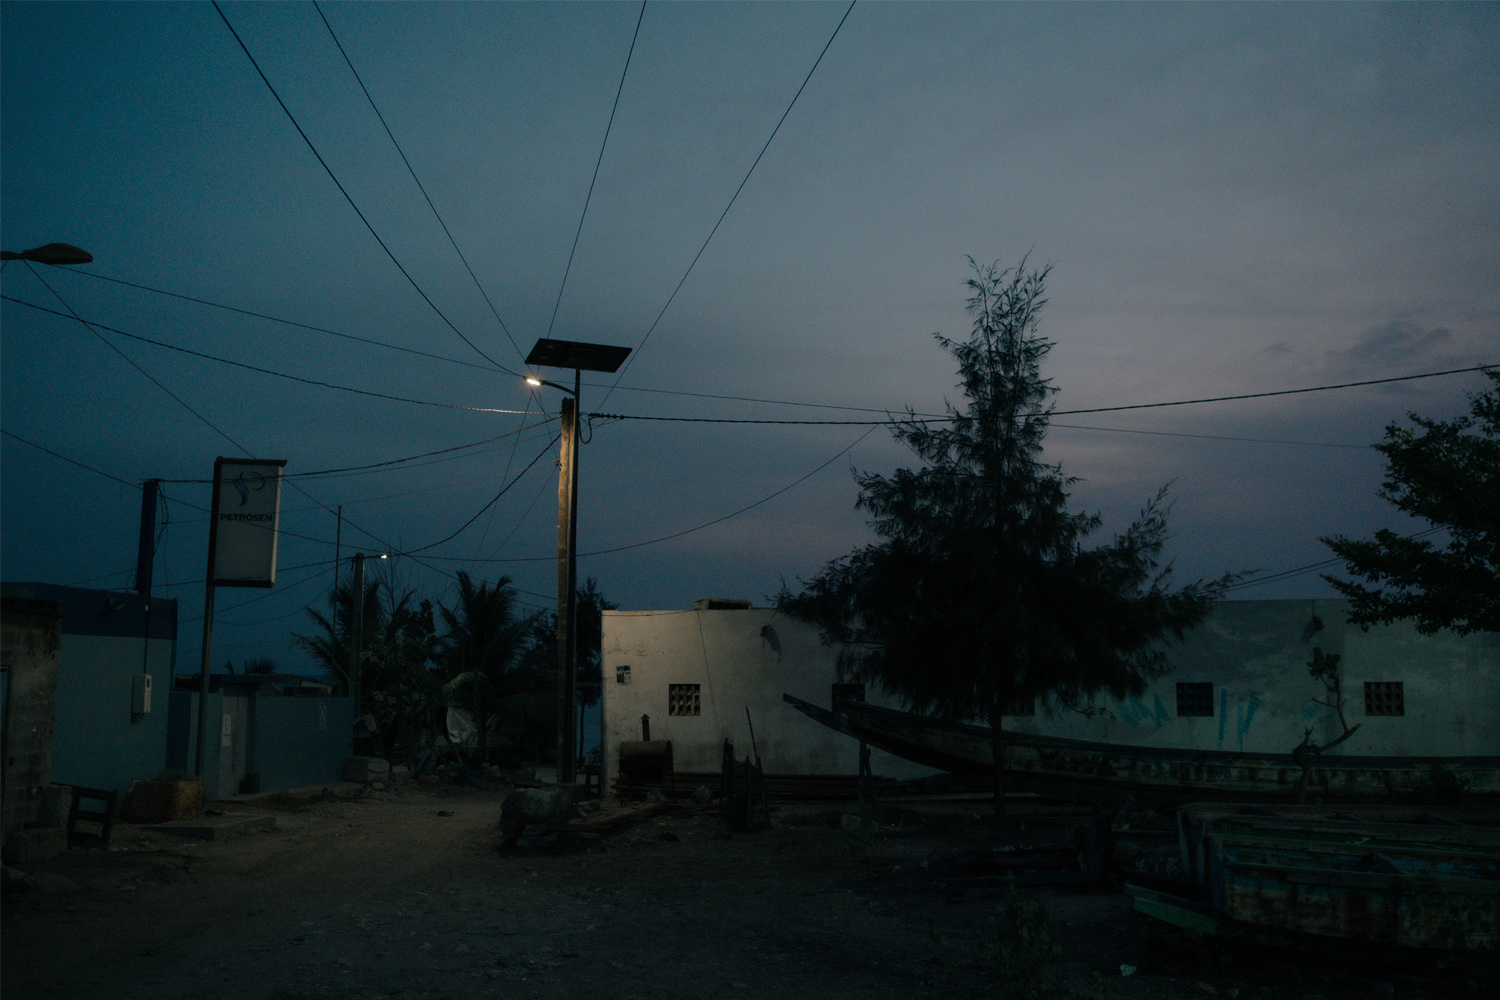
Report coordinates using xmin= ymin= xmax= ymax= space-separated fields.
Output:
xmin=1158 ymin=802 xmax=1500 ymax=950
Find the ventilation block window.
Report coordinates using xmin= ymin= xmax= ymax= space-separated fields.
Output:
xmin=1365 ymin=681 xmax=1405 ymax=717
xmin=668 ymin=683 xmax=701 ymax=717
xmin=1176 ymin=682 xmax=1214 ymax=717
xmin=832 ymin=683 xmax=865 ymax=705
xmin=1002 ymin=696 xmax=1036 ymax=717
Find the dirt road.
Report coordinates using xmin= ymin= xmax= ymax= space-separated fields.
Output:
xmin=2 ymin=779 xmax=1487 ymax=999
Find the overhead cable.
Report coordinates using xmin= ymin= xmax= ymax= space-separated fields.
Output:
xmin=4 ymin=297 xmax=530 ymax=415
xmin=1049 ymin=423 xmax=1368 ymax=450
xmin=211 ymin=1 xmax=514 ymax=374
xmin=312 ymin=1 xmax=526 ymax=364
xmin=62 ymin=269 xmax=498 ymax=373
xmin=1222 ymin=527 xmax=1445 ymax=593
xmin=151 ymin=420 xmax=555 ymax=484
xmin=3 ymin=427 xmax=142 ymax=490
xmin=22 ymin=267 xmax=464 ymax=588
xmin=599 ymin=0 xmax=857 ymax=407
xmin=587 ymin=363 xmax=1497 ymax=426
xmin=404 ymin=434 xmax=561 ymax=555
xmin=545 ymin=1 xmax=647 ymax=342
xmin=22 ymin=265 xmax=254 ymax=456
xmin=432 ymin=424 xmax=878 ymax=563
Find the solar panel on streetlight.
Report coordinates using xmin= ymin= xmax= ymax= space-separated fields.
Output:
xmin=524 ymin=338 xmax=631 ymax=373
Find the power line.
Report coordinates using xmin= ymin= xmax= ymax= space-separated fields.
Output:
xmin=404 ymin=435 xmax=561 ymax=555
xmin=1222 ymin=527 xmax=1444 ymax=593
xmin=545 ymin=1 xmax=646 ymax=342
xmin=311 ymin=0 xmax=525 ymax=364
xmin=61 ymin=269 xmax=500 ymax=373
xmin=1051 ymin=365 xmax=1497 ymax=417
xmin=22 ymin=265 xmax=254 ymax=456
xmin=210 ymin=1 xmax=514 ymax=374
xmin=599 ymin=0 xmax=857 ymax=407
xmin=432 ymin=424 xmax=878 ymax=563
xmin=2 ymin=428 xmax=142 ymax=489
xmin=473 ymin=398 xmax=537 ymax=562
xmin=1049 ymin=423 xmax=1368 ymax=450
xmin=587 ymin=363 xmax=1497 ymax=426
xmin=4 ymin=296 xmax=529 ymax=415
xmin=150 ymin=420 xmax=555 ymax=485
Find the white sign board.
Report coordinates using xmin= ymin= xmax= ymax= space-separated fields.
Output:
xmin=207 ymin=457 xmax=286 ymax=588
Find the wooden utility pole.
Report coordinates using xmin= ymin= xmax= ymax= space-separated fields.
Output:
xmin=349 ymin=552 xmax=366 ymax=749
xmin=525 ymin=338 xmax=630 ymax=787
xmin=555 ymin=374 xmax=581 ymax=784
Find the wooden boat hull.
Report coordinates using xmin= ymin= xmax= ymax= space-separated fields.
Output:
xmin=1176 ymin=802 xmax=1500 ymax=950
xmin=783 ymin=694 xmax=1500 ymax=805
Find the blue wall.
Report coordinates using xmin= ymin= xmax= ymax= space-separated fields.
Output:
xmin=253 ymin=696 xmax=353 ymax=792
xmin=167 ymin=691 xmax=352 ymax=796
xmin=49 ymin=634 xmax=174 ymax=796
xmin=2 ymin=583 xmax=177 ymax=796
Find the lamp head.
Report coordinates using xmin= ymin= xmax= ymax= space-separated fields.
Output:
xmin=525 ymin=377 xmax=543 ymax=387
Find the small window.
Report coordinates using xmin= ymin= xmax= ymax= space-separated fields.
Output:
xmin=1177 ymin=682 xmax=1214 ymax=718
xmin=1002 ymin=696 xmax=1036 ymax=717
xmin=832 ymin=683 xmax=865 ymax=705
xmin=1365 ymin=682 xmax=1405 ymax=717
xmin=668 ymin=684 xmax=701 ymax=716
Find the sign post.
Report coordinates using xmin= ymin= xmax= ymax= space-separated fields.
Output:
xmin=195 ymin=457 xmax=286 ymax=780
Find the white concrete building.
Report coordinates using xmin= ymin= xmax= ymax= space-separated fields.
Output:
xmin=600 ymin=598 xmax=1500 ymax=790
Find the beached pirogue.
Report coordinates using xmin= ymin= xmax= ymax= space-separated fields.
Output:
xmin=782 ymin=694 xmax=1500 ymax=805
xmin=786 ymin=693 xmax=1500 ymax=949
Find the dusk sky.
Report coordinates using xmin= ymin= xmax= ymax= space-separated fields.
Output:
xmin=3 ymin=2 xmax=1496 ymax=678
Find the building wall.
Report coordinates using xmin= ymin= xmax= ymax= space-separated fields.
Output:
xmin=601 ymin=608 xmax=941 ymax=790
xmin=167 ymin=691 xmax=353 ymax=798
xmin=1 ymin=598 xmax=63 ymax=836
xmin=251 ymin=695 xmax=353 ymax=794
xmin=602 ymin=600 xmax=1499 ymax=785
xmin=50 ymin=634 xmax=174 ymax=795
xmin=1004 ymin=599 xmax=1500 ymax=757
xmin=2 ymin=584 xmax=177 ymax=798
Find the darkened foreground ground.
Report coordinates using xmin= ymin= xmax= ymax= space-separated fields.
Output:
xmin=3 ymin=778 xmax=1492 ymax=999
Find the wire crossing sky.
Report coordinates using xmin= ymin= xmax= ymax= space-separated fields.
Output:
xmin=3 ymin=3 xmax=1497 ymax=675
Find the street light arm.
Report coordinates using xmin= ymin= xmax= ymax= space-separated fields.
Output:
xmin=525 ymin=376 xmax=577 ymax=396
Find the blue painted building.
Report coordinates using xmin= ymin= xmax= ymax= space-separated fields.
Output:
xmin=1 ymin=583 xmax=175 ymax=796
xmin=2 ymin=582 xmax=355 ymax=801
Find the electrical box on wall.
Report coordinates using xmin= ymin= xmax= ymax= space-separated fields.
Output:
xmin=132 ymin=673 xmax=152 ymax=715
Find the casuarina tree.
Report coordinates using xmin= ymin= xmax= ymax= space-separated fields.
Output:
xmin=779 ymin=258 xmax=1233 ymax=816
xmin=1322 ymin=369 xmax=1499 ymax=635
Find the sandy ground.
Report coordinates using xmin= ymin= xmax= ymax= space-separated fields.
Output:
xmin=3 ymin=778 xmax=1491 ymax=1000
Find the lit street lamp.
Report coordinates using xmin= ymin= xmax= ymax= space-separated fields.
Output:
xmin=524 ymin=337 xmax=631 ymax=786
xmin=0 ymin=242 xmax=94 ymax=265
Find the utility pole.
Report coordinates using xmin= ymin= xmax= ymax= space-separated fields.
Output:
xmin=136 ymin=479 xmax=160 ymax=685
xmin=524 ymin=337 xmax=630 ymax=789
xmin=135 ymin=479 xmax=160 ymax=598
xmin=555 ymin=369 xmax=581 ymax=784
xmin=349 ymin=552 xmax=366 ymax=750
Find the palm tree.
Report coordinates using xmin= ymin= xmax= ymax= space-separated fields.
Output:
xmin=292 ymin=577 xmax=381 ymax=696
xmin=436 ymin=572 xmax=538 ymax=758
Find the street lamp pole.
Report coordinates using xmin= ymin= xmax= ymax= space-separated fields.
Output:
xmin=525 ymin=338 xmax=630 ymax=788
xmin=555 ymin=369 xmax=581 ymax=784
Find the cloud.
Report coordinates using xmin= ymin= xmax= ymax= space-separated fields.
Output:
xmin=1261 ymin=340 xmax=1293 ymax=356
xmin=1331 ymin=319 xmax=1453 ymax=370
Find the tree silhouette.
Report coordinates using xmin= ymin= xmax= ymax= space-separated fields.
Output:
xmin=780 ymin=258 xmax=1232 ymax=816
xmin=1323 ymin=369 xmax=1499 ymax=635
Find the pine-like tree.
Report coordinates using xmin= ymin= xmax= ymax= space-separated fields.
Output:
xmin=779 ymin=259 xmax=1232 ymax=815
xmin=1322 ymin=369 xmax=1499 ymax=635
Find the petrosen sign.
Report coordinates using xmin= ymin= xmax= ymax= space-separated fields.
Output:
xmin=207 ymin=457 xmax=287 ymax=588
